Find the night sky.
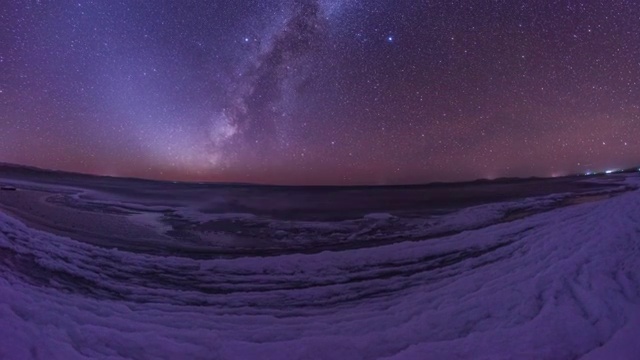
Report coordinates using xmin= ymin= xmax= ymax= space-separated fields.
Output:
xmin=1 ymin=1 xmax=639 ymax=185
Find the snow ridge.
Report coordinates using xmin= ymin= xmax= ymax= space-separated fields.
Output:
xmin=1 ymin=182 xmax=640 ymax=359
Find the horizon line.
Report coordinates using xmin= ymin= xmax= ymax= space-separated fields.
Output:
xmin=2 ymin=161 xmax=638 ymax=189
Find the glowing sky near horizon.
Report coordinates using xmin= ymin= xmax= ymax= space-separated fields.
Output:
xmin=1 ymin=0 xmax=639 ymax=184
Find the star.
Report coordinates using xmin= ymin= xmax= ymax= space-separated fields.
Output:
xmin=1 ymin=0 xmax=639 ymax=185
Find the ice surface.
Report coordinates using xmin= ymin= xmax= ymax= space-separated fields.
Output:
xmin=0 ymin=175 xmax=639 ymax=359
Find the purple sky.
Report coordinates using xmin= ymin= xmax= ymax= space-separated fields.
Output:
xmin=1 ymin=0 xmax=639 ymax=184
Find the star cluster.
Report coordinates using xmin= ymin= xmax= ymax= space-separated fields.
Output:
xmin=1 ymin=0 xmax=639 ymax=184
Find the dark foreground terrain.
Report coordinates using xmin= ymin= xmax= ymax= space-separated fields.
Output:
xmin=0 ymin=164 xmax=632 ymax=256
xmin=1 ymin=164 xmax=640 ymax=359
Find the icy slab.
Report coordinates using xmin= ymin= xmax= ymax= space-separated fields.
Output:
xmin=581 ymin=310 xmax=640 ymax=360
xmin=1 ymin=180 xmax=640 ymax=359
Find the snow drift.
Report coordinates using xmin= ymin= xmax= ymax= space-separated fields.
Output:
xmin=1 ymin=176 xmax=640 ymax=359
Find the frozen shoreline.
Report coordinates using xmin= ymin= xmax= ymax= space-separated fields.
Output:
xmin=1 ymin=174 xmax=639 ymax=359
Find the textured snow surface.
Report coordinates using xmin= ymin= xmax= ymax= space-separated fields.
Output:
xmin=1 ymin=179 xmax=640 ymax=359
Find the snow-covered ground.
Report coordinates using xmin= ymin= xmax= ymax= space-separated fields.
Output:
xmin=1 ymin=174 xmax=640 ymax=359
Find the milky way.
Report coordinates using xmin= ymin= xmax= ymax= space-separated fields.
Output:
xmin=1 ymin=1 xmax=639 ymax=184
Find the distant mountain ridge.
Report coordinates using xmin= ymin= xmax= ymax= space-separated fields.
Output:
xmin=1 ymin=161 xmax=638 ymax=189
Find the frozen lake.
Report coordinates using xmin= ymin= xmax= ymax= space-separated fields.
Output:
xmin=1 ymin=164 xmax=639 ymax=359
